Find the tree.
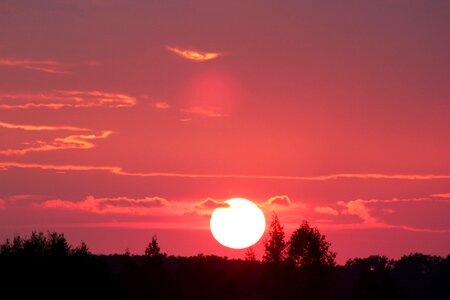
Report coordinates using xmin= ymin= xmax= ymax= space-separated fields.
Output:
xmin=346 ymin=255 xmax=394 ymax=272
xmin=71 ymin=241 xmax=91 ymax=256
xmin=0 ymin=231 xmax=90 ymax=257
xmin=48 ymin=231 xmax=70 ymax=256
xmin=0 ymin=238 xmax=12 ymax=256
xmin=23 ymin=231 xmax=48 ymax=255
xmin=262 ymin=212 xmax=286 ymax=264
xmin=245 ymin=247 xmax=257 ymax=261
xmin=145 ymin=235 xmax=161 ymax=258
xmin=287 ymin=220 xmax=336 ymax=267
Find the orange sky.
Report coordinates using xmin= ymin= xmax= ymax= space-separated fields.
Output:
xmin=0 ymin=0 xmax=449 ymax=263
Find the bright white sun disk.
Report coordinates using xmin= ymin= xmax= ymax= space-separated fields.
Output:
xmin=210 ymin=198 xmax=266 ymax=249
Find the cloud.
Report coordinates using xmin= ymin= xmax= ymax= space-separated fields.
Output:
xmin=338 ymin=199 xmax=378 ymax=225
xmin=329 ymin=198 xmax=450 ymax=233
xmin=196 ymin=198 xmax=229 ymax=209
xmin=314 ymin=206 xmax=339 ymax=216
xmin=4 ymin=194 xmax=42 ymax=202
xmin=153 ymin=102 xmax=171 ymax=109
xmin=1 ymin=161 xmax=450 ymax=182
xmin=0 ymin=199 xmax=4 ymax=209
xmin=179 ymin=118 xmax=192 ymax=122
xmin=181 ymin=107 xmax=223 ymax=117
xmin=0 ymin=121 xmax=89 ymax=132
xmin=431 ymin=193 xmax=450 ymax=199
xmin=316 ymin=222 xmax=450 ymax=233
xmin=55 ymin=221 xmax=207 ymax=230
xmin=166 ymin=46 xmax=220 ymax=62
xmin=41 ymin=196 xmax=170 ymax=215
xmin=0 ymin=162 xmax=118 ymax=173
xmin=262 ymin=195 xmax=293 ymax=208
xmin=0 ymin=131 xmax=112 ymax=155
xmin=0 ymin=58 xmax=71 ymax=74
xmin=0 ymin=90 xmax=136 ymax=109
xmin=0 ymin=121 xmax=112 ymax=156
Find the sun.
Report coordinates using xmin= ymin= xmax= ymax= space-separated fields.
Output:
xmin=210 ymin=198 xmax=266 ymax=249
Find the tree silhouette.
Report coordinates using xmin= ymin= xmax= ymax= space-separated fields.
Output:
xmin=71 ymin=241 xmax=90 ymax=256
xmin=0 ymin=238 xmax=12 ymax=256
xmin=262 ymin=212 xmax=287 ymax=265
xmin=23 ymin=231 xmax=48 ymax=255
xmin=1 ymin=230 xmax=450 ymax=299
xmin=48 ymin=231 xmax=70 ymax=256
xmin=287 ymin=220 xmax=336 ymax=267
xmin=245 ymin=247 xmax=257 ymax=261
xmin=145 ymin=235 xmax=161 ymax=258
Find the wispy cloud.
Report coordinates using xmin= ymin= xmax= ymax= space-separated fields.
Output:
xmin=0 ymin=58 xmax=71 ymax=74
xmin=40 ymin=195 xmax=229 ymax=221
xmin=261 ymin=195 xmax=293 ymax=208
xmin=0 ymin=121 xmax=89 ymax=132
xmin=166 ymin=46 xmax=220 ymax=62
xmin=1 ymin=161 xmax=450 ymax=182
xmin=323 ymin=197 xmax=450 ymax=233
xmin=55 ymin=221 xmax=207 ymax=230
xmin=0 ymin=90 xmax=136 ymax=109
xmin=41 ymin=196 xmax=170 ymax=215
xmin=181 ymin=107 xmax=223 ymax=117
xmin=314 ymin=206 xmax=339 ymax=216
xmin=179 ymin=118 xmax=192 ymax=122
xmin=431 ymin=193 xmax=450 ymax=198
xmin=153 ymin=101 xmax=171 ymax=109
xmin=316 ymin=222 xmax=450 ymax=233
xmin=196 ymin=198 xmax=229 ymax=209
xmin=0 ymin=131 xmax=112 ymax=155
xmin=39 ymin=195 xmax=298 ymax=220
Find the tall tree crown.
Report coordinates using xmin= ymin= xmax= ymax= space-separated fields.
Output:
xmin=287 ymin=220 xmax=336 ymax=267
xmin=262 ymin=212 xmax=286 ymax=264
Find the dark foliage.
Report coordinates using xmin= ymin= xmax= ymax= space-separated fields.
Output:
xmin=0 ymin=232 xmax=448 ymax=300
xmin=0 ymin=231 xmax=120 ymax=300
xmin=287 ymin=220 xmax=336 ymax=267
xmin=262 ymin=212 xmax=287 ymax=265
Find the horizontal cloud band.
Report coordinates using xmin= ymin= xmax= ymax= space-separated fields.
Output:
xmin=1 ymin=161 xmax=450 ymax=181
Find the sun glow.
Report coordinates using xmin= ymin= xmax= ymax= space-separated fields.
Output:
xmin=210 ymin=198 xmax=266 ymax=249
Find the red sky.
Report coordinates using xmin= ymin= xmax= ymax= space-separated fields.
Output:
xmin=0 ymin=0 xmax=449 ymax=263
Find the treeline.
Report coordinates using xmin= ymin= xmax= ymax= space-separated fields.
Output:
xmin=0 ymin=218 xmax=449 ymax=300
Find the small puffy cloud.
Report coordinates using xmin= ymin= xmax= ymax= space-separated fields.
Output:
xmin=382 ymin=208 xmax=395 ymax=214
xmin=166 ymin=46 xmax=220 ymax=62
xmin=338 ymin=199 xmax=378 ymax=225
xmin=41 ymin=196 xmax=170 ymax=215
xmin=0 ymin=198 xmax=5 ymax=209
xmin=263 ymin=195 xmax=292 ymax=207
xmin=196 ymin=198 xmax=229 ymax=209
xmin=314 ymin=206 xmax=339 ymax=216
xmin=153 ymin=102 xmax=171 ymax=109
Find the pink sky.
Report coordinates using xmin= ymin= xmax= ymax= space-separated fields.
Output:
xmin=1 ymin=0 xmax=449 ymax=263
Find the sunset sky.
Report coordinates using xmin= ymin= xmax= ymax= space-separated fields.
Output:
xmin=1 ymin=0 xmax=449 ymax=263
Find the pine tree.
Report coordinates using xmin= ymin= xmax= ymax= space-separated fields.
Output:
xmin=145 ymin=235 xmax=161 ymax=258
xmin=262 ymin=212 xmax=286 ymax=264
